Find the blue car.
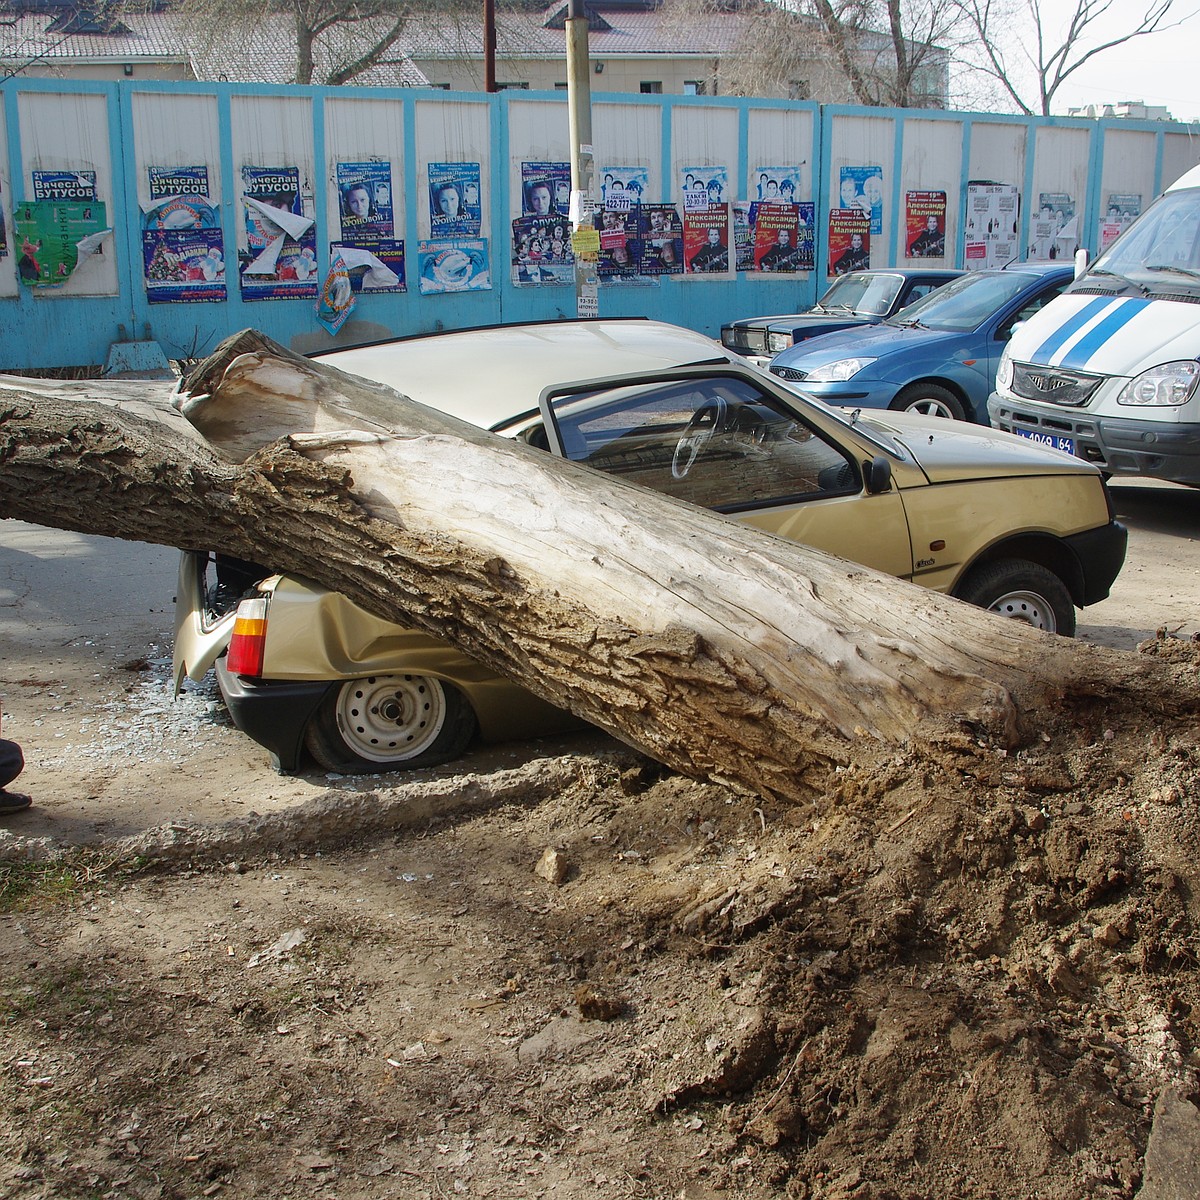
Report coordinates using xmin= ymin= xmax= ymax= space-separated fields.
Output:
xmin=768 ymin=263 xmax=1074 ymax=422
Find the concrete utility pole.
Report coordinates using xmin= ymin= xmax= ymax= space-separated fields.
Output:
xmin=565 ymin=0 xmax=599 ymax=316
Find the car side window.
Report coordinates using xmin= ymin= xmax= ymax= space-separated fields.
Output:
xmin=547 ymin=376 xmax=859 ymax=511
xmin=903 ymin=282 xmax=937 ymax=304
xmin=996 ymin=282 xmax=1068 ymax=340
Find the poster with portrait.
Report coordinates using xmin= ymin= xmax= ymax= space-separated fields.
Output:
xmin=636 ymin=205 xmax=683 ymax=276
xmin=428 ymin=162 xmax=481 ymax=237
xmin=329 ymin=240 xmax=406 ymax=292
xmin=964 ymin=183 xmax=1019 ymax=270
xmin=32 ymin=170 xmax=97 ymax=203
xmin=683 ymin=205 xmax=729 ymax=274
xmin=336 ymin=162 xmax=394 ymax=240
xmin=904 ymin=190 xmax=947 ymax=259
xmin=1030 ymin=192 xmax=1076 ymax=260
xmin=521 ymin=162 xmax=571 ymax=218
xmin=839 ymin=167 xmax=884 ymax=235
xmin=597 ymin=208 xmax=640 ymax=280
xmin=753 ymin=203 xmax=802 ymax=272
xmin=1101 ymin=192 xmax=1141 ymax=251
xmin=600 ymin=166 xmax=649 ymax=213
xmin=418 ymin=238 xmax=491 ymax=294
xmin=511 ymin=215 xmax=574 ymax=286
xmin=679 ymin=166 xmax=728 ymax=212
xmin=753 ymin=167 xmax=803 ymax=207
xmin=732 ymin=201 xmax=755 ymax=272
xmin=239 ymin=166 xmax=318 ymax=300
xmin=14 ymin=200 xmax=108 ymax=288
xmin=828 ymin=208 xmax=871 ymax=276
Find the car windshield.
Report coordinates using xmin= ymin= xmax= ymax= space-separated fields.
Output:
xmin=888 ymin=270 xmax=1040 ymax=332
xmin=1091 ymin=187 xmax=1200 ymax=284
xmin=817 ymin=272 xmax=903 ymax=316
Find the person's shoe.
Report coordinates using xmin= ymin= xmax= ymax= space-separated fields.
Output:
xmin=0 ymin=790 xmax=31 ymax=815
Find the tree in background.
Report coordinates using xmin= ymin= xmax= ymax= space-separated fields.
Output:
xmin=953 ymin=0 xmax=1179 ymax=115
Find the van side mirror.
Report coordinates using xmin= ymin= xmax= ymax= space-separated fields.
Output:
xmin=864 ymin=455 xmax=892 ymax=494
xmin=1074 ymin=247 xmax=1089 ymax=280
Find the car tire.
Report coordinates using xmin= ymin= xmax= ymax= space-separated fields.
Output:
xmin=305 ymin=674 xmax=478 ymax=773
xmin=890 ymin=383 xmax=966 ymax=421
xmin=954 ymin=560 xmax=1076 ymax=637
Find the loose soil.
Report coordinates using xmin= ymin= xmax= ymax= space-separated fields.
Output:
xmin=0 ymin=491 xmax=1198 ymax=1200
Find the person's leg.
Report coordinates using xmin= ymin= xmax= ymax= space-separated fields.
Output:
xmin=0 ymin=739 xmax=30 ymax=813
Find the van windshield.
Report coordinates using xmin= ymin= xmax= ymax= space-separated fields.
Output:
xmin=1093 ymin=188 xmax=1200 ymax=283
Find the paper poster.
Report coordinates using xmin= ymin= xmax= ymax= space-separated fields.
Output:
xmin=683 ymin=205 xmax=729 ymax=273
xmin=240 ymin=166 xmax=318 ymax=300
xmin=0 ymin=179 xmax=7 ymax=257
xmin=511 ymin=215 xmax=573 ymax=286
xmin=1030 ymin=192 xmax=1076 ymax=260
xmin=337 ymin=162 xmax=394 ymax=240
xmin=839 ymin=167 xmax=884 ymax=235
xmin=905 ymin=190 xmax=947 ymax=258
xmin=964 ymin=182 xmax=1019 ymax=270
xmin=143 ymin=167 xmax=219 ymax=231
xmin=15 ymin=200 xmax=109 ymax=288
xmin=754 ymin=203 xmax=803 ymax=272
xmin=753 ymin=167 xmax=803 ymax=205
xmin=637 ymin=205 xmax=683 ymax=276
xmin=733 ymin=202 xmax=755 ymax=271
xmin=597 ymin=208 xmax=640 ymax=280
xmin=418 ymin=238 xmax=491 ymax=294
xmin=32 ymin=170 xmax=97 ymax=202
xmin=1101 ymin=193 xmax=1141 ymax=251
xmin=144 ymin=229 xmax=226 ymax=303
xmin=680 ymin=166 xmax=728 ymax=211
xmin=428 ymin=162 xmax=481 ymax=237
xmin=521 ymin=162 xmax=571 ymax=217
xmin=828 ymin=208 xmax=871 ymax=275
xmin=329 ymin=240 xmax=405 ymax=292
xmin=316 ymin=251 xmax=354 ymax=335
xmin=600 ymin=166 xmax=648 ymax=211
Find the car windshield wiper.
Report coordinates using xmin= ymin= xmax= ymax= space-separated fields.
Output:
xmin=1087 ymin=267 xmax=1148 ymax=294
xmin=1144 ymin=263 xmax=1200 ymax=283
xmin=889 ymin=317 xmax=926 ymax=329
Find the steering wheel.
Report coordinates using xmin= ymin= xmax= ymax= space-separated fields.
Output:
xmin=671 ymin=398 xmax=727 ymax=480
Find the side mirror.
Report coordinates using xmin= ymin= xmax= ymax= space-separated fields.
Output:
xmin=864 ymin=454 xmax=892 ymax=494
xmin=1074 ymin=247 xmax=1089 ymax=280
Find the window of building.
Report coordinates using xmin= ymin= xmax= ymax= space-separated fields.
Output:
xmin=788 ymin=80 xmax=809 ymax=100
xmin=640 ymin=81 xmax=662 ymax=94
xmin=497 ymin=81 xmax=530 ymax=90
xmin=683 ymin=80 xmax=706 ymax=96
xmin=555 ymin=82 xmax=568 ymax=89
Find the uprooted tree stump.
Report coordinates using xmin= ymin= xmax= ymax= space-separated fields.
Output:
xmin=0 ymin=329 xmax=1192 ymax=804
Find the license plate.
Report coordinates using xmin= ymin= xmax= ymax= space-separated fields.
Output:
xmin=1015 ymin=428 xmax=1076 ymax=455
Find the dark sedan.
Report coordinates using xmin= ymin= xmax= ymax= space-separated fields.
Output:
xmin=721 ymin=268 xmax=962 ymax=366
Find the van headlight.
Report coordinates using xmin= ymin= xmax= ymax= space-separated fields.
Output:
xmin=805 ymin=357 xmax=877 ymax=382
xmin=767 ymin=331 xmax=793 ymax=352
xmin=1117 ymin=360 xmax=1200 ymax=406
xmin=996 ymin=350 xmax=1014 ymax=390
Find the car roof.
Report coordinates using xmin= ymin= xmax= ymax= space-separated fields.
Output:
xmin=316 ymin=319 xmax=733 ymax=431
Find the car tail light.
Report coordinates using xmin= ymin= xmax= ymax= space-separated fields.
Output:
xmin=226 ymin=596 xmax=268 ymax=678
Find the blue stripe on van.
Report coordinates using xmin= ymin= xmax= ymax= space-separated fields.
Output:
xmin=1057 ymin=297 xmax=1153 ymax=370
xmin=1030 ymin=296 xmax=1116 ymax=362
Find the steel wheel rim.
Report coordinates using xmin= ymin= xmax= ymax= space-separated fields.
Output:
xmin=906 ymin=397 xmax=955 ymax=419
xmin=986 ymin=589 xmax=1057 ymax=632
xmin=335 ymin=674 xmax=448 ymax=763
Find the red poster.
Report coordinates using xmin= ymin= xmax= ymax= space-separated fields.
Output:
xmin=827 ymin=208 xmax=870 ymax=276
xmin=754 ymin=202 xmax=801 ymax=271
xmin=905 ymin=190 xmax=947 ymax=258
xmin=683 ymin=204 xmax=729 ymax=273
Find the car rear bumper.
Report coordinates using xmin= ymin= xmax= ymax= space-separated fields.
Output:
xmin=216 ymin=660 xmax=332 ymax=773
xmin=1065 ymin=520 xmax=1128 ymax=607
xmin=988 ymin=397 xmax=1200 ymax=485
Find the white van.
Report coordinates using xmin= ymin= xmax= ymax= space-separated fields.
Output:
xmin=988 ymin=165 xmax=1200 ymax=486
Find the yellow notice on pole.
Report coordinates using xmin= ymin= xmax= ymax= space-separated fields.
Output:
xmin=572 ymin=227 xmax=601 ymax=255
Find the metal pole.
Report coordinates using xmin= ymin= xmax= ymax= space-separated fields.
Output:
xmin=484 ymin=0 xmax=496 ymax=93
xmin=565 ymin=0 xmax=598 ymax=317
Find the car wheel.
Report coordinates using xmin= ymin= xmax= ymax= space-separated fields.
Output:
xmin=954 ymin=560 xmax=1076 ymax=637
xmin=890 ymin=383 xmax=966 ymax=421
xmin=305 ymin=674 xmax=478 ymax=773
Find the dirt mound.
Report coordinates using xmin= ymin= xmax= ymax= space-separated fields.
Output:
xmin=0 ymin=642 xmax=1197 ymax=1198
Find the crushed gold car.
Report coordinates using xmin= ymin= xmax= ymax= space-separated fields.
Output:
xmin=174 ymin=319 xmax=1126 ymax=774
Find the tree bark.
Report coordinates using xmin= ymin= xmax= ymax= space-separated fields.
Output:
xmin=0 ymin=331 xmax=1186 ymax=805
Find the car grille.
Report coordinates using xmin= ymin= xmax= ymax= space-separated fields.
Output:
xmin=723 ymin=327 xmax=767 ymax=354
xmin=771 ymin=365 xmax=808 ymax=382
xmin=1010 ymin=363 xmax=1101 ymax=407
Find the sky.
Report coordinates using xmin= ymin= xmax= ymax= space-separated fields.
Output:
xmin=951 ymin=1 xmax=1200 ymax=123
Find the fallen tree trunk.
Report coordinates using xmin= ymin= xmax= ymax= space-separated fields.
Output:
xmin=0 ymin=331 xmax=1187 ymax=803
